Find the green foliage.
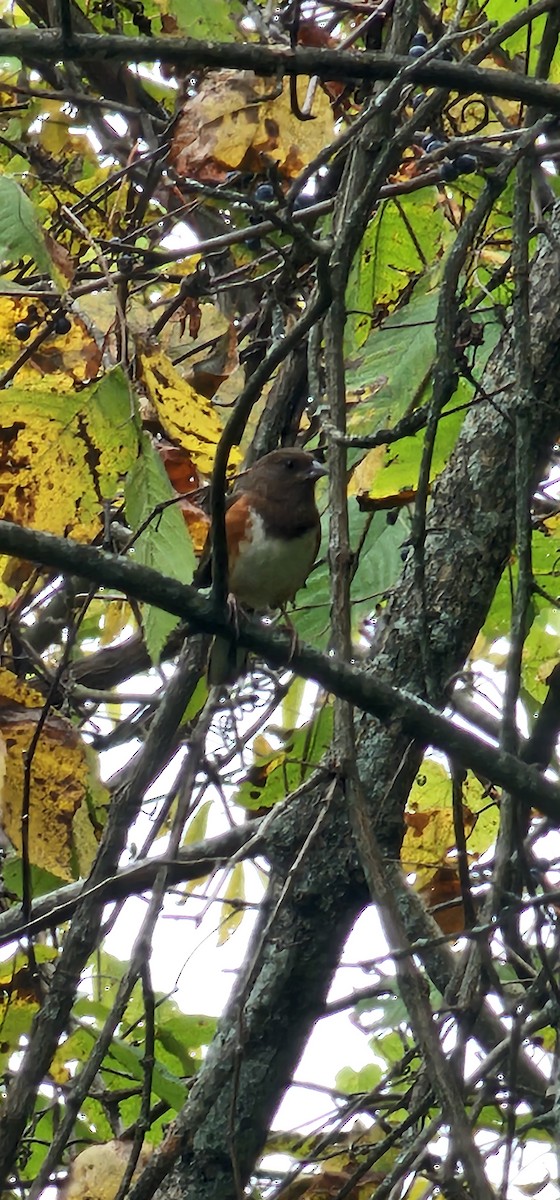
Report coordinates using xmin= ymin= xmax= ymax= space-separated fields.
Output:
xmin=345 ymin=287 xmax=439 ymax=437
xmin=165 ymin=0 xmax=245 ymax=38
xmin=345 ymin=191 xmax=452 ymax=350
xmin=0 ymin=177 xmax=55 ymax=278
xmin=125 ymin=433 xmax=197 ymax=661
xmin=336 ymin=1062 xmax=383 ymax=1093
xmin=234 ymin=694 xmax=334 ymax=810
xmin=292 ymin=503 xmax=408 ymax=648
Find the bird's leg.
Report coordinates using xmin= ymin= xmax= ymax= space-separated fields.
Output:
xmin=278 ymin=604 xmax=300 ymax=663
xmin=226 ymin=592 xmax=241 ymax=637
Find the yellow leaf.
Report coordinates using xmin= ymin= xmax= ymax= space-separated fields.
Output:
xmin=401 ymin=808 xmax=458 ymax=889
xmin=58 ymin=1140 xmax=152 ymax=1200
xmin=40 ymin=109 xmax=72 ymax=156
xmin=0 ymin=666 xmax=45 ymax=710
xmin=402 ymin=760 xmax=499 ymax=890
xmin=250 ymin=734 xmax=287 ymax=782
xmin=0 ymin=672 xmax=107 ymax=880
xmin=0 ymin=947 xmax=58 ymax=1034
xmin=139 ymin=346 xmax=241 ymax=474
xmin=217 ymin=861 xmax=246 ymax=945
xmin=101 ymin=600 xmax=132 ymax=646
xmin=0 ymin=296 xmax=101 ymax=391
xmin=0 ymin=369 xmax=138 ymax=601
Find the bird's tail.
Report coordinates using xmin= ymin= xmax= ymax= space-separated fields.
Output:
xmin=207 ymin=636 xmax=248 ymax=687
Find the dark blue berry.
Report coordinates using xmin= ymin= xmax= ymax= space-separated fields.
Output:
xmin=246 ymin=237 xmax=261 ymax=251
xmin=293 ymin=193 xmax=315 ymax=211
xmin=408 ymin=44 xmax=426 ymax=58
xmin=439 ymin=160 xmax=460 ymax=182
xmin=411 ymin=92 xmax=426 ymax=110
xmin=411 ymin=31 xmax=429 ymax=47
xmin=424 ymin=139 xmax=446 ymax=153
xmin=118 ymin=253 xmax=134 ymax=276
xmin=14 ymin=321 xmax=31 ymax=341
xmin=54 ymin=314 xmax=71 ymax=335
xmin=436 ymin=45 xmax=453 ymax=60
xmin=254 ymin=183 xmax=275 ymax=203
xmin=455 ymin=154 xmax=478 ymax=174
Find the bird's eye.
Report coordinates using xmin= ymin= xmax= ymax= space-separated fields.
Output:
xmin=284 ymin=458 xmax=295 ymax=469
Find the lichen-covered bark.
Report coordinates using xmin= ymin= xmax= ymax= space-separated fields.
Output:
xmin=153 ymin=210 xmax=560 ymax=1200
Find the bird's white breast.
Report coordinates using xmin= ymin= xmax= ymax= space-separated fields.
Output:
xmin=229 ymin=512 xmax=318 ymax=611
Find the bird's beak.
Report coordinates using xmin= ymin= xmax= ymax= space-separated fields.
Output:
xmin=307 ymin=458 xmax=328 ymax=481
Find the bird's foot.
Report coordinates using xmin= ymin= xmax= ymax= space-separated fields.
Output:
xmin=226 ymin=591 xmax=241 ymax=634
xmin=278 ymin=606 xmax=300 ymax=664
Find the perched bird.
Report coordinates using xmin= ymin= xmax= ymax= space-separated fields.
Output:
xmin=196 ymin=447 xmax=327 ymax=685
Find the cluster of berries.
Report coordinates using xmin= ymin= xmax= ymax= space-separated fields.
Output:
xmin=407 ymin=33 xmax=479 ymax=182
xmin=15 ymin=304 xmax=71 ymax=341
xmin=418 ymin=132 xmax=478 ymax=180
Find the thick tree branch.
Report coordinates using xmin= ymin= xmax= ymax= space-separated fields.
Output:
xmin=0 ymin=31 xmax=560 ymax=113
xmin=0 ymin=521 xmax=559 ymax=819
xmin=0 ymin=825 xmax=261 ymax=945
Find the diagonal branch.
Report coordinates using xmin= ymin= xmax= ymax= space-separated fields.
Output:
xmin=0 ymin=825 xmax=261 ymax=946
xmin=0 ymin=520 xmax=559 ymax=817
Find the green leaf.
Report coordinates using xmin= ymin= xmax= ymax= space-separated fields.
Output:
xmin=182 ymin=677 xmax=209 ymax=723
xmin=345 ymin=287 xmax=439 ymax=442
xmin=335 ymin=1062 xmax=382 ymax=1094
xmin=345 ymin=192 xmax=450 ymax=350
xmin=480 ymin=521 xmax=560 ymax=702
xmin=125 ymin=433 xmax=197 ymax=662
xmin=163 ymin=0 xmax=244 ymax=39
xmin=182 ymin=799 xmax=212 ymax=848
xmin=521 ymin=607 xmax=560 ymax=702
xmin=372 ymin=1030 xmax=409 ymax=1065
xmin=2 ymin=857 xmax=67 ymax=898
xmin=78 ymin=1023 xmax=189 ymax=1111
xmin=280 ymin=676 xmax=306 ymax=728
xmin=291 ymin=502 xmax=407 ymax=650
xmin=234 ymin=700 xmax=333 ymax=810
xmin=476 ymin=1105 xmax=506 ymax=1132
xmin=362 ymin=397 xmax=465 ymax=500
xmin=18 ymin=1104 xmax=54 ymax=1180
xmin=0 ymin=947 xmax=59 ymax=1073
xmin=156 ymin=1010 xmax=217 ymax=1054
xmin=0 ymin=176 xmax=55 ymax=277
xmin=77 ymin=1099 xmax=114 ymax=1143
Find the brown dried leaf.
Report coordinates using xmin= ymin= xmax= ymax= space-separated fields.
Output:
xmin=170 ymin=70 xmax=334 ymax=183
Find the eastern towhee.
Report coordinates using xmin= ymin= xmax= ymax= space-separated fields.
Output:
xmin=195 ymin=448 xmax=327 ymax=685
